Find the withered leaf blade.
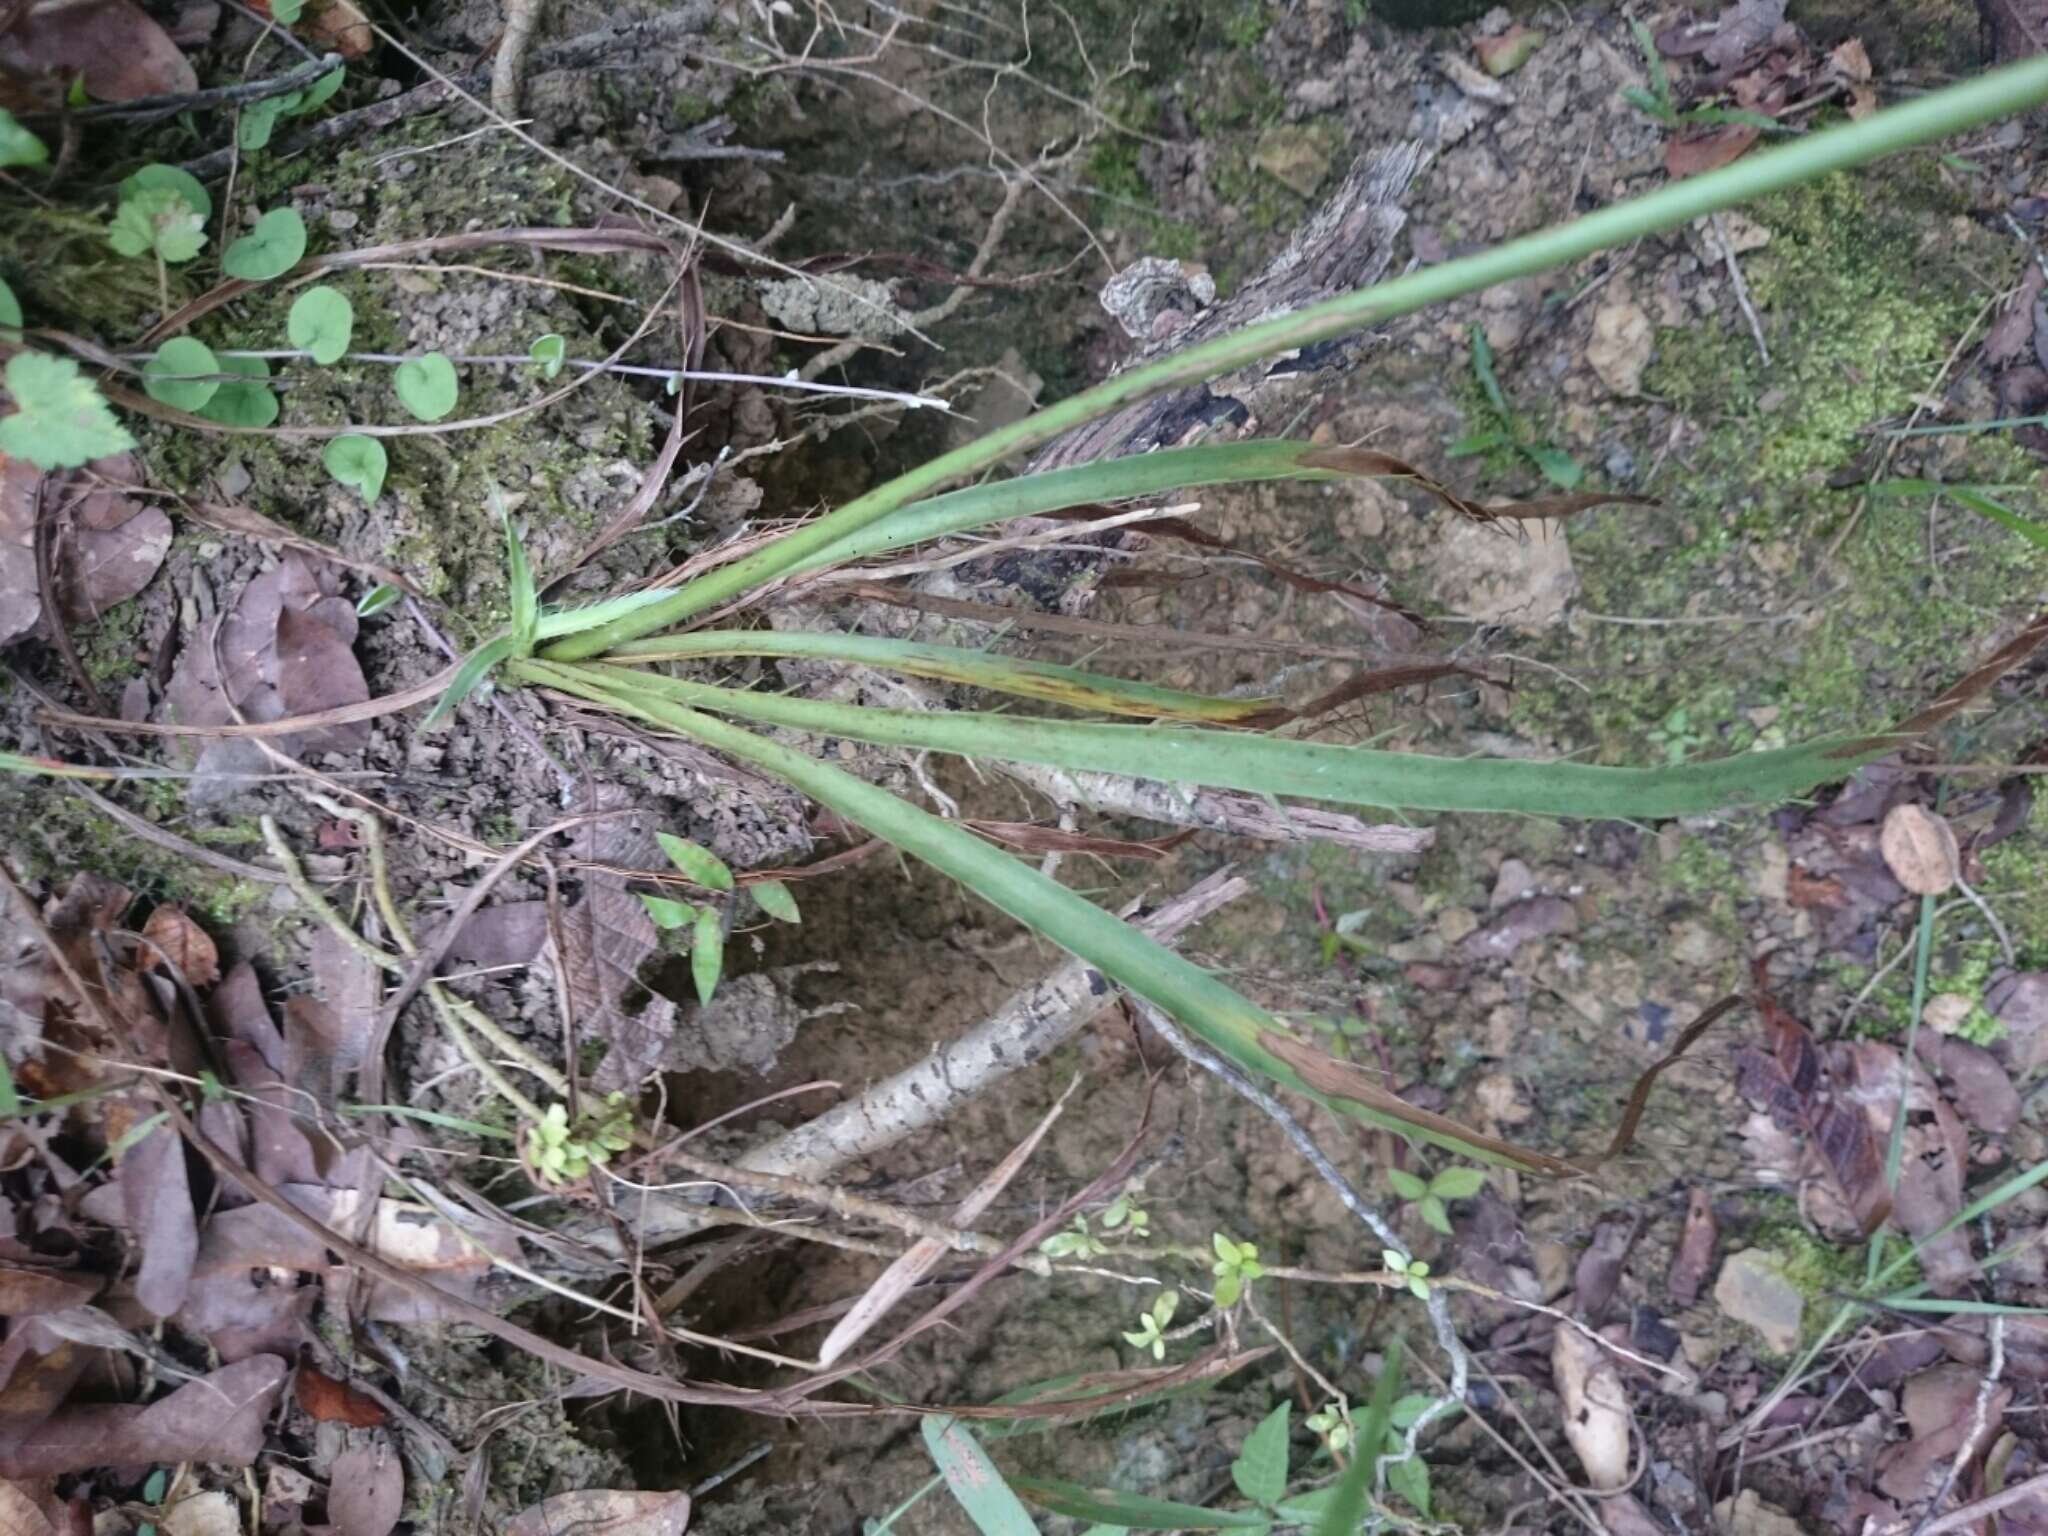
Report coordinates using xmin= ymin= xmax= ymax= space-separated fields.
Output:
xmin=0 ymin=1354 xmax=285 ymax=1478
xmin=140 ymin=904 xmax=219 ymax=988
xmin=46 ymin=457 xmax=172 ymax=632
xmin=1879 ymin=803 xmax=1959 ymax=896
xmin=506 ymin=1490 xmax=692 ymax=1536
xmin=119 ymin=1108 xmax=197 ymax=1319
xmin=1297 ymin=446 xmax=1656 ymax=524
xmin=0 ymin=1265 xmax=102 ymax=1318
xmin=1666 ymin=1187 xmax=1718 ymax=1307
xmin=1742 ymin=974 xmax=1891 ymax=1236
xmin=1259 ymin=1028 xmax=1582 ymax=1176
xmin=327 ymin=1442 xmax=404 ymax=1536
xmin=294 ymin=1361 xmax=386 ymax=1427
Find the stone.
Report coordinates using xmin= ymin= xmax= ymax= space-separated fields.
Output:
xmin=1586 ymin=298 xmax=1654 ymax=395
xmin=1490 ymin=857 xmax=1535 ymax=908
xmin=1435 ymin=906 xmax=1480 ymax=943
xmin=1425 ymin=516 xmax=1577 ymax=629
xmin=1714 ymin=1249 xmax=1803 ymax=1353
xmin=1924 ymin=992 xmax=1977 ymax=1035
xmin=1251 ymin=124 xmax=1333 ymax=198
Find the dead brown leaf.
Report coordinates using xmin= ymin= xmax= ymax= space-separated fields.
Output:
xmin=0 ymin=1354 xmax=285 ymax=1478
xmin=0 ymin=456 xmax=37 ymax=647
xmin=1880 ymin=803 xmax=1959 ymax=895
xmin=1877 ymin=1363 xmax=2009 ymax=1501
xmin=294 ymin=1361 xmax=386 ymax=1427
xmin=1474 ymin=24 xmax=1544 ymax=76
xmin=0 ymin=0 xmax=196 ymax=100
xmin=1739 ymin=971 xmax=1891 ymax=1235
xmin=139 ymin=904 xmax=218 ymax=988
xmin=119 ymin=1110 xmax=197 ymax=1318
xmin=507 ymin=1491 xmax=691 ymax=1536
xmin=1826 ymin=36 xmax=1872 ymax=81
xmin=1666 ymin=122 xmax=1762 ymax=177
xmin=0 ymin=455 xmax=170 ymax=651
xmin=1983 ymin=0 xmax=2048 ymax=62
xmin=327 ymin=1441 xmax=404 ymax=1536
xmin=1667 ymin=1188 xmax=1718 ymax=1307
xmin=0 ymin=1267 xmax=99 ymax=1318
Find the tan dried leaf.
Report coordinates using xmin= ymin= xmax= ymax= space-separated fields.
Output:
xmin=1880 ymin=804 xmax=1960 ymax=896
xmin=141 ymin=904 xmax=220 ymax=987
xmin=1553 ymin=1326 xmax=1634 ymax=1491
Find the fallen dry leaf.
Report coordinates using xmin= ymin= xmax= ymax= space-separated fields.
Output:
xmin=0 ymin=1354 xmax=285 ymax=1477
xmin=1666 ymin=122 xmax=1761 ymax=177
xmin=0 ymin=1480 xmax=76 ymax=1536
xmin=1826 ymin=36 xmax=1872 ymax=81
xmin=1666 ymin=1188 xmax=1718 ymax=1307
xmin=1984 ymin=0 xmax=2048 ymax=63
xmin=0 ymin=454 xmax=170 ymax=651
xmin=1573 ymin=1219 xmax=1634 ymax=1321
xmin=0 ymin=457 xmax=37 ymax=647
xmin=1553 ymin=1326 xmax=1633 ymax=1491
xmin=1877 ymin=1363 xmax=2010 ymax=1501
xmin=0 ymin=1267 xmax=100 ymax=1319
xmin=294 ymin=1362 xmax=387 ymax=1428
xmin=140 ymin=904 xmax=219 ymax=988
xmin=327 ymin=1442 xmax=404 ymax=1536
xmin=507 ymin=1490 xmax=691 ymax=1536
xmin=1880 ymin=803 xmax=1960 ymax=895
xmin=1920 ymin=1029 xmax=2020 ymax=1135
xmin=0 ymin=0 xmax=197 ymax=100
xmin=1474 ymin=24 xmax=1544 ymax=77
xmin=160 ymin=1490 xmax=238 ymax=1536
xmin=119 ymin=1109 xmax=197 ymax=1319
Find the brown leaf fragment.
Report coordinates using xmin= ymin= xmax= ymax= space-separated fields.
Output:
xmin=294 ymin=1361 xmax=387 ymax=1427
xmin=1741 ymin=970 xmax=1891 ymax=1235
xmin=0 ymin=1266 xmax=100 ymax=1318
xmin=1553 ymin=1326 xmax=1633 ymax=1491
xmin=1983 ymin=0 xmax=2048 ymax=63
xmin=1666 ymin=122 xmax=1762 ymax=177
xmin=140 ymin=904 xmax=218 ymax=987
xmin=0 ymin=0 xmax=197 ymax=100
xmin=1880 ymin=803 xmax=1961 ymax=896
xmin=0 ymin=1354 xmax=285 ymax=1478
xmin=1667 ymin=1188 xmax=1718 ymax=1306
xmin=119 ymin=1109 xmax=197 ymax=1318
xmin=46 ymin=458 xmax=171 ymax=631
xmin=1474 ymin=24 xmax=1544 ymax=76
xmin=1877 ymin=1363 xmax=2009 ymax=1501
xmin=1574 ymin=1219 xmax=1635 ymax=1320
xmin=507 ymin=1490 xmax=691 ymax=1536
xmin=1916 ymin=1034 xmax=2020 ymax=1135
xmin=327 ymin=1442 xmax=404 ymax=1536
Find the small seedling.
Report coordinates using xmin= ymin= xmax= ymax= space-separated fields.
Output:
xmin=525 ymin=1092 xmax=635 ymax=1184
xmin=221 ymin=205 xmax=308 ymax=281
xmin=0 ymin=352 xmax=136 ymax=469
xmin=1384 ymin=1248 xmax=1432 ymax=1300
xmin=1448 ymin=323 xmax=1583 ymax=488
xmin=1306 ymin=1401 xmax=1352 ymax=1454
xmin=1211 ymin=1231 xmax=1264 ymax=1306
xmin=1120 ymin=1289 xmax=1178 ymax=1359
xmin=1099 ymin=1190 xmax=1149 ymax=1238
xmin=0 ymin=107 xmax=48 ymax=168
xmin=529 ymin=332 xmax=567 ymax=380
xmin=1386 ymin=1161 xmax=1486 ymax=1236
xmin=288 ymin=285 xmax=354 ymax=364
xmin=1038 ymin=1214 xmax=1106 ymax=1260
xmin=355 ymin=583 xmax=402 ymax=618
xmin=393 ymin=351 xmax=460 ymax=421
xmin=323 ymin=434 xmax=387 ymax=504
xmin=1621 ymin=18 xmax=1784 ymax=136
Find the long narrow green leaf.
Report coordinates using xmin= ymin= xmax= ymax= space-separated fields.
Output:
xmin=526 ymin=660 xmax=1874 ymax=819
xmin=539 ymin=56 xmax=2048 ymax=659
xmin=1314 ymin=1335 xmax=1405 ymax=1536
xmin=921 ymin=1418 xmax=1039 ymax=1536
xmin=782 ymin=439 xmax=1363 ymax=576
xmin=608 ymin=629 xmax=1278 ymax=723
xmin=511 ymin=660 xmax=1556 ymax=1167
xmin=424 ymin=632 xmax=520 ymax=725
xmin=1870 ymin=479 xmax=2048 ymax=553
xmin=1008 ymin=1478 xmax=1270 ymax=1530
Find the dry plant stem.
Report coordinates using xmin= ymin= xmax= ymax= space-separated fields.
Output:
xmin=65 ymin=783 xmax=288 ymax=885
xmin=1130 ymin=995 xmax=1470 ymax=1487
xmin=1709 ymin=212 xmax=1769 ymax=365
xmin=492 ymin=0 xmax=543 ymax=119
xmin=593 ymin=868 xmax=1246 ymax=1252
xmin=1909 ymin=1471 xmax=2048 ymax=1536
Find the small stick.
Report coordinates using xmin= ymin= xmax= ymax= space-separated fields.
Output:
xmin=1709 ymin=212 xmax=1769 ymax=365
xmin=24 ymin=52 xmax=340 ymax=122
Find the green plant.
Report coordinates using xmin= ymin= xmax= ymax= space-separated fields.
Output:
xmin=0 ymin=107 xmax=48 ymax=168
xmin=1447 ymin=322 xmax=1582 ymax=488
xmin=1386 ymin=1161 xmax=1486 ymax=1236
xmin=1622 ymin=18 xmax=1785 ymax=136
xmin=524 ymin=1092 xmax=635 ymax=1183
xmin=1100 ymin=1189 xmax=1149 ymax=1238
xmin=1210 ymin=1232 xmax=1265 ymax=1307
xmin=1121 ymin=1289 xmax=1178 ymax=1359
xmin=1037 ymin=1214 xmax=1107 ymax=1260
xmin=1647 ymin=703 xmax=1715 ymax=765
xmin=1384 ymin=1248 xmax=1433 ymax=1301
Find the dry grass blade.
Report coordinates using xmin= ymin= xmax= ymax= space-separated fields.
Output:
xmin=816 ymin=1077 xmax=1079 ymax=1367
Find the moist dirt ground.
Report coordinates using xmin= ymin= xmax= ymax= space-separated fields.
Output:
xmin=4 ymin=1 xmax=2048 ymax=1534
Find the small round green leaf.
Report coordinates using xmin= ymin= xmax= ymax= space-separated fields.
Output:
xmin=392 ymin=352 xmax=459 ymax=422
xmin=109 ymin=187 xmax=206 ymax=264
xmin=270 ymin=0 xmax=305 ymax=21
xmin=287 ymin=285 xmax=353 ymax=365
xmin=118 ymin=163 xmax=211 ymax=221
xmin=323 ymin=433 xmax=386 ymax=503
xmin=143 ymin=337 xmax=221 ymax=411
xmin=528 ymin=333 xmax=566 ymax=380
xmin=221 ymin=206 xmax=307 ymax=282
xmin=198 ymin=354 xmax=278 ymax=427
xmin=0 ymin=107 xmax=49 ymax=169
xmin=0 ymin=277 xmax=21 ymax=332
xmin=238 ymin=100 xmax=287 ymax=152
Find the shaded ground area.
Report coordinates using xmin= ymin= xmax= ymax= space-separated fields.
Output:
xmin=2 ymin=1 xmax=2047 ymax=1534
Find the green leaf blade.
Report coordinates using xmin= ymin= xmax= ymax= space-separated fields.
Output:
xmin=322 ymin=434 xmax=387 ymax=503
xmin=0 ymin=352 xmax=137 ymax=469
xmin=655 ymin=832 xmax=733 ymax=891
xmin=920 ymin=1419 xmax=1039 ymax=1536
xmin=690 ymin=906 xmax=724 ymax=1005
xmin=750 ymin=879 xmax=800 ymax=924
xmin=1010 ymin=1478 xmax=1270 ymax=1530
xmin=197 ymin=353 xmax=278 ymax=427
xmin=1231 ymin=1403 xmax=1290 ymax=1507
xmin=288 ymin=286 xmax=354 ymax=365
xmin=222 ymin=206 xmax=308 ymax=281
xmin=393 ymin=352 xmax=459 ymax=421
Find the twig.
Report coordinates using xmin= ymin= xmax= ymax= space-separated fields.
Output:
xmin=1907 ymin=1471 xmax=2048 ymax=1536
xmin=492 ymin=0 xmax=544 ymax=120
xmin=65 ymin=784 xmax=287 ymax=886
xmin=1908 ymin=1314 xmax=2006 ymax=1536
xmin=1708 ymin=212 xmax=1769 ymax=365
xmin=24 ymin=52 xmax=341 ymax=121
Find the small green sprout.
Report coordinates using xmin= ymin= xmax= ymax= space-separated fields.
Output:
xmin=525 ymin=1092 xmax=635 ymax=1184
xmin=1121 ymin=1290 xmax=1178 ymax=1360
xmin=1384 ymin=1248 xmax=1432 ymax=1301
xmin=1099 ymin=1191 xmax=1149 ymax=1238
xmin=1306 ymin=1402 xmax=1353 ymax=1454
xmin=1211 ymin=1232 xmax=1264 ymax=1307
xmin=109 ymin=186 xmax=207 ymax=264
xmin=1386 ymin=1162 xmax=1486 ymax=1237
xmin=1038 ymin=1214 xmax=1106 ymax=1260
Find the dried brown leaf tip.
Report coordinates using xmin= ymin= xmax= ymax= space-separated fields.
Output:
xmin=1878 ymin=803 xmax=1959 ymax=896
xmin=139 ymin=903 xmax=220 ymax=988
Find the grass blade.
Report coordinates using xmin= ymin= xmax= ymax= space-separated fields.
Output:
xmin=1870 ymin=479 xmax=2048 ymax=553
xmin=921 ymin=1418 xmax=1038 ymax=1536
xmin=513 ymin=661 xmax=1569 ymax=1169
xmin=540 ymin=57 xmax=2048 ymax=657
xmin=1008 ymin=1477 xmax=1270 ymax=1529
xmin=500 ymin=492 xmax=537 ymax=651
xmin=531 ymin=661 xmax=1873 ymax=820
xmin=608 ymin=629 xmax=1280 ymax=723
xmin=1315 ymin=1334 xmax=1405 ymax=1536
xmin=424 ymin=632 xmax=520 ymax=725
